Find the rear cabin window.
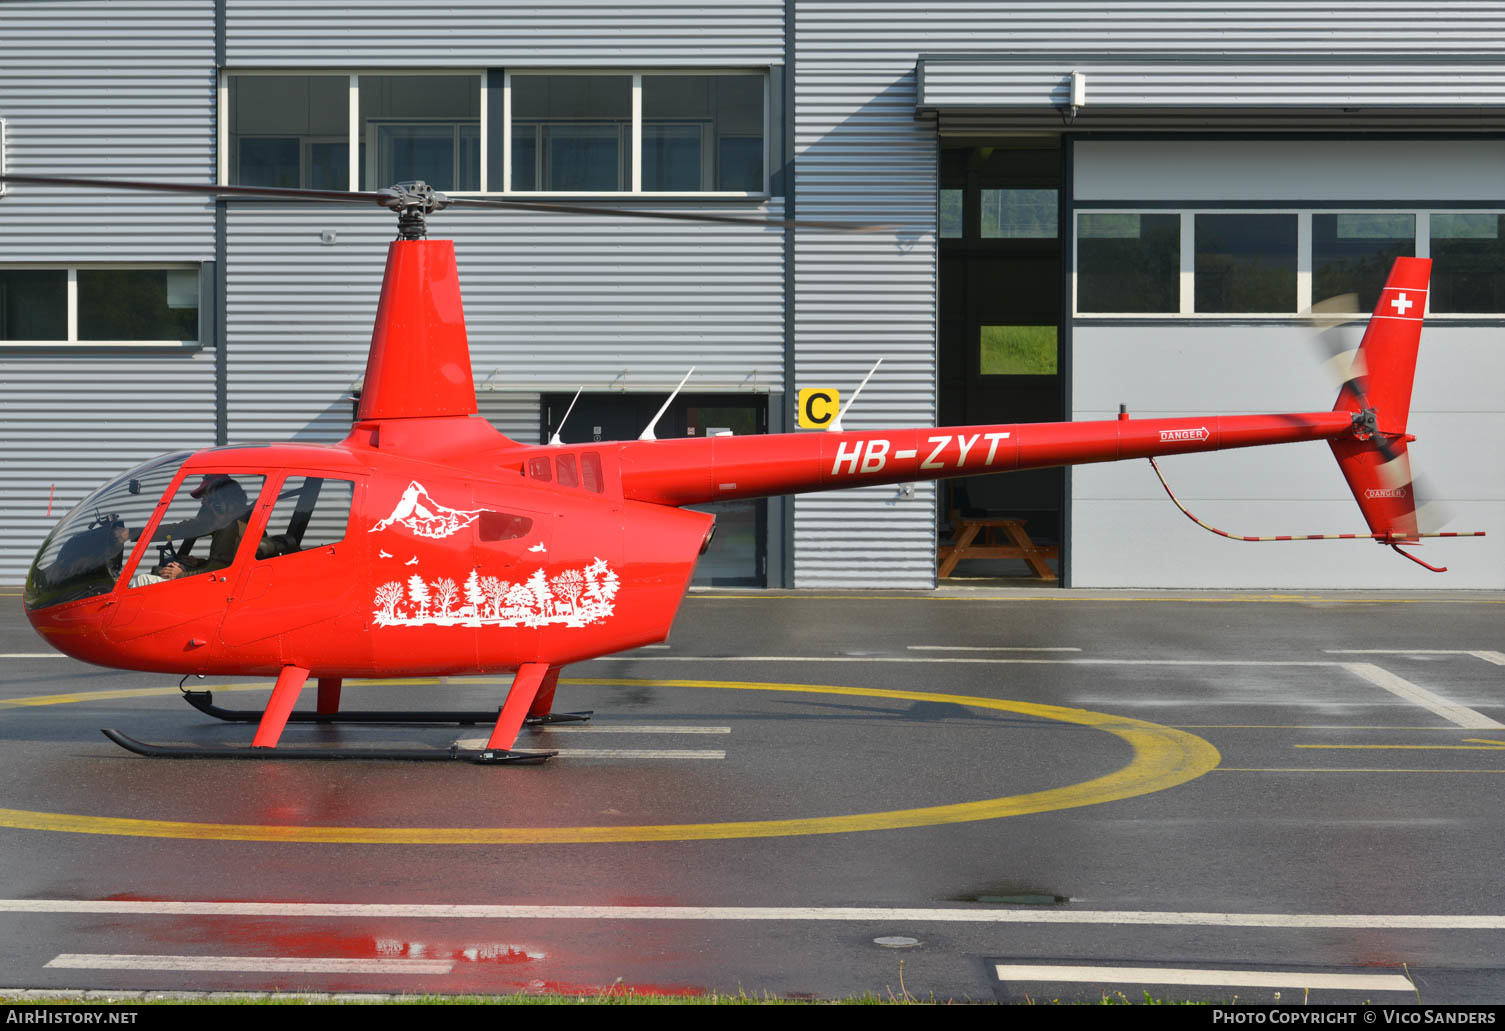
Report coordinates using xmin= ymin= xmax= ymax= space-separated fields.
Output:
xmin=556 ymin=453 xmax=579 ymax=488
xmin=479 ymin=511 xmax=534 ymax=541
xmin=581 ymin=452 xmax=604 ymax=493
xmin=259 ymin=476 xmax=354 ymax=559
xmin=528 ymin=456 xmax=552 ymax=482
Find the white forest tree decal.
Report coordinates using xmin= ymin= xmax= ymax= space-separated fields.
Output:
xmin=372 ymin=559 xmax=620 ymax=628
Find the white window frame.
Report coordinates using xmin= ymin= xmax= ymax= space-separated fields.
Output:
xmin=220 ymin=68 xmax=770 ymax=199
xmin=0 ymin=264 xmax=202 ymax=348
xmin=1073 ymin=208 xmax=1504 ymax=319
xmin=502 ymin=69 xmax=769 ymax=198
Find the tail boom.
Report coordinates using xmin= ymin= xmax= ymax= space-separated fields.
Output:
xmin=617 ymin=411 xmax=1355 ymax=507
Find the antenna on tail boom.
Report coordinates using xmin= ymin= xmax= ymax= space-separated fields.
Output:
xmin=638 ymin=368 xmax=695 ymax=442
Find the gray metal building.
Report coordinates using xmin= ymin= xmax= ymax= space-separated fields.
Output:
xmin=3 ymin=1 xmax=1502 ymax=590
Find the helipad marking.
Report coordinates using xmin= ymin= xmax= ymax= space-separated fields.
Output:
xmin=47 ymin=953 xmax=453 ymax=975
xmin=0 ymin=679 xmax=1218 ymax=845
xmin=1328 ymin=648 xmax=1505 ymax=667
xmin=993 ymin=964 xmax=1413 ymax=991
xmin=5 ymin=900 xmax=1503 ymax=929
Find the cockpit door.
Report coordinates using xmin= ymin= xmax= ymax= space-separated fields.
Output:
xmin=103 ymin=472 xmax=268 ymax=656
xmin=220 ymin=475 xmax=365 ymax=665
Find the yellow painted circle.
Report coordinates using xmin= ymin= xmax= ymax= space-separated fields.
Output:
xmin=0 ymin=677 xmax=1219 ymax=844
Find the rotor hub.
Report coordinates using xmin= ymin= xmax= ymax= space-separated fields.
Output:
xmin=376 ymin=181 xmax=452 ymax=241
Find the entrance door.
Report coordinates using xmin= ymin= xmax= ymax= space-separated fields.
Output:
xmin=542 ymin=392 xmax=768 ymax=586
xmin=938 ymin=138 xmax=1064 ymax=578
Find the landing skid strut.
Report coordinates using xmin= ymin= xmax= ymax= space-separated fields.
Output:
xmin=180 ymin=689 xmax=592 ymax=727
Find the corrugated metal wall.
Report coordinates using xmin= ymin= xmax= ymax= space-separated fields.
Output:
xmin=0 ymin=1 xmax=217 ymax=584
xmin=226 ymin=1 xmax=785 ymax=66
xmin=792 ymin=0 xmax=1505 ymax=588
xmin=791 ymin=8 xmax=939 ymax=588
xmin=1070 ymin=138 xmax=1505 ymax=589
xmin=225 ymin=204 xmax=784 ymax=443
xmin=920 ymin=56 xmax=1505 ymax=110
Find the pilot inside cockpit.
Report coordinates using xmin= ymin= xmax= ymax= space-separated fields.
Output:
xmin=146 ymin=473 xmax=255 ymax=577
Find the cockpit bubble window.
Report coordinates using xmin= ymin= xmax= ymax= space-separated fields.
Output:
xmin=24 ymin=451 xmax=192 ymax=610
xmin=127 ymin=472 xmax=266 ymax=589
xmin=258 ymin=476 xmax=354 ymax=560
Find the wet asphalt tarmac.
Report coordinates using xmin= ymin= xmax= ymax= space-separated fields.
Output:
xmin=1 ymin=586 xmax=1503 ymax=1003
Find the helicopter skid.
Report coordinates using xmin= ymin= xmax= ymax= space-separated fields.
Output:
xmin=180 ymin=690 xmax=591 ymax=728
xmin=100 ymin=728 xmax=556 ymax=764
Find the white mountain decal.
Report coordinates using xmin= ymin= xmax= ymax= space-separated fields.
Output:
xmin=369 ymin=481 xmax=485 ymax=540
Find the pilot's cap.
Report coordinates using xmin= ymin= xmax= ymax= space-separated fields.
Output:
xmin=189 ymin=473 xmax=234 ymax=499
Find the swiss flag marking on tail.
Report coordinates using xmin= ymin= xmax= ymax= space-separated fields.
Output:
xmin=1391 ymin=292 xmax=1414 ymax=315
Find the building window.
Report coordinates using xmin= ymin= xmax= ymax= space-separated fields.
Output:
xmin=1313 ymin=214 xmax=1415 ymax=312
xmin=510 ymin=74 xmax=631 ymax=192
xmin=981 ymin=189 xmax=1057 ymax=239
xmin=980 ymin=325 xmax=1057 ymax=375
xmin=0 ymin=269 xmax=66 ymax=340
xmin=1077 ymin=209 xmax=1505 ymax=318
xmin=0 ymin=267 xmax=199 ymax=345
xmin=1076 ymin=213 xmax=1179 ymax=314
xmin=938 ymin=189 xmax=963 ymax=239
xmin=360 ymin=75 xmax=481 ymax=191
xmin=1430 ymin=213 xmax=1505 ymax=313
xmin=642 ymin=74 xmax=763 ymax=192
xmin=229 ymin=75 xmax=349 ymax=189
xmin=497 ymin=71 xmax=766 ymax=194
xmin=227 ymin=70 xmax=768 ymax=197
xmin=1195 ymin=214 xmax=1297 ymax=314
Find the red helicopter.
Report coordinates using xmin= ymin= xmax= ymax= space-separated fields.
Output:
xmin=7 ymin=174 xmax=1483 ymax=763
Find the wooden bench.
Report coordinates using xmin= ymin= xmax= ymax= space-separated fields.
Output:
xmin=937 ymin=517 xmax=1059 ymax=581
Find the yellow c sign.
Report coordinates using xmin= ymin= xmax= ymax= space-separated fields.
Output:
xmin=797 ymin=388 xmax=839 ymax=429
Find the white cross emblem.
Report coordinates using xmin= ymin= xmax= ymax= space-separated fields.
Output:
xmin=1391 ymin=292 xmax=1414 ymax=315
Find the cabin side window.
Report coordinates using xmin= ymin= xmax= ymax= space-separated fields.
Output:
xmin=128 ymin=472 xmax=266 ymax=587
xmin=258 ymin=476 xmax=354 ymax=559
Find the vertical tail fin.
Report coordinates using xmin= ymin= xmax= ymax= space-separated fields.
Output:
xmin=1328 ymin=257 xmax=1430 ymax=540
xmin=357 ymin=239 xmax=478 ymax=421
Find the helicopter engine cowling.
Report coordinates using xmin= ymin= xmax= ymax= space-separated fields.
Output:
xmin=525 ymin=499 xmax=714 ymax=669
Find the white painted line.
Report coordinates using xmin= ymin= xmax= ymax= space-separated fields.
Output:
xmin=7 ymin=900 xmax=1505 ymax=929
xmin=547 ymin=749 xmax=725 ymax=759
xmin=538 ymin=725 xmax=731 ymax=735
xmin=907 ymin=646 xmax=1082 ymax=653
xmin=46 ymin=954 xmax=453 ymax=974
xmin=0 ymin=653 xmax=64 ymax=659
xmin=1341 ymin=662 xmax=1504 ymax=730
xmin=1327 ymin=649 xmax=1505 ymax=667
xmin=1328 ymin=649 xmax=1476 ymax=653
xmin=590 ymin=656 xmax=1347 ymax=666
xmin=994 ymin=964 xmax=1413 ymax=992
xmin=1326 ymin=648 xmax=1505 ymax=667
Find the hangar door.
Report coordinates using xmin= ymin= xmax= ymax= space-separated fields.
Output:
xmin=938 ymin=138 xmax=1064 ymax=580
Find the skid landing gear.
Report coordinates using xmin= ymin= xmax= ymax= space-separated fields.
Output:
xmin=180 ymin=690 xmax=592 ymax=728
xmin=100 ymin=729 xmax=554 ymax=763
xmin=103 ymin=665 xmax=584 ymax=762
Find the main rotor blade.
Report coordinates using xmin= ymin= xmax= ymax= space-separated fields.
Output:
xmin=443 ymin=195 xmax=895 ymax=233
xmin=0 ymin=173 xmax=895 ymax=232
xmin=0 ymin=173 xmax=389 ymax=206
